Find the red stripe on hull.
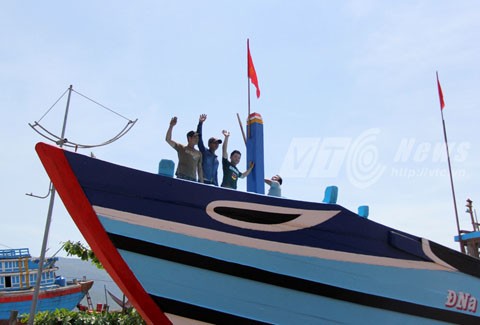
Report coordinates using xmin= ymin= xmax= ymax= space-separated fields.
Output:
xmin=0 ymin=281 xmax=93 ymax=303
xmin=35 ymin=143 xmax=171 ymax=325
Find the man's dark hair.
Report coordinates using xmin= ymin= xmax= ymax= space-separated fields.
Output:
xmin=276 ymin=175 xmax=283 ymax=185
xmin=186 ymin=130 xmax=197 ymax=138
xmin=230 ymin=150 xmax=241 ymax=158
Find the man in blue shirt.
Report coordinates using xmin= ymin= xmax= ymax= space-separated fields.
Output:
xmin=196 ymin=114 xmax=222 ymax=185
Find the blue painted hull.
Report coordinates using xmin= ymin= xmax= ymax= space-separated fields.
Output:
xmin=36 ymin=142 xmax=480 ymax=324
xmin=0 ymin=282 xmax=93 ymax=320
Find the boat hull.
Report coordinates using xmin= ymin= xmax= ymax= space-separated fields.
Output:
xmin=35 ymin=142 xmax=480 ymax=324
xmin=0 ymin=280 xmax=93 ymax=320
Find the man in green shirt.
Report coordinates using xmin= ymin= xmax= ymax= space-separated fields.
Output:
xmin=220 ymin=130 xmax=254 ymax=189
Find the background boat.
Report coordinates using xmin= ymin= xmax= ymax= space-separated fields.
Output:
xmin=0 ymin=248 xmax=93 ymax=320
xmin=56 ymin=257 xmax=124 ymax=311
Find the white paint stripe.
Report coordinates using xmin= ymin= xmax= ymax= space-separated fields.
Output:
xmin=206 ymin=200 xmax=340 ymax=232
xmin=165 ymin=313 xmax=213 ymax=325
xmin=94 ymin=206 xmax=453 ymax=272
xmin=421 ymin=238 xmax=457 ymax=271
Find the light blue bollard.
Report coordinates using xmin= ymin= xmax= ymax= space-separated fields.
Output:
xmin=158 ymin=159 xmax=175 ymax=177
xmin=322 ymin=186 xmax=338 ymax=204
xmin=358 ymin=205 xmax=369 ymax=218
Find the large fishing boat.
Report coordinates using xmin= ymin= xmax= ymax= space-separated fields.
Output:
xmin=0 ymin=248 xmax=93 ymax=320
xmin=35 ymin=135 xmax=480 ymax=324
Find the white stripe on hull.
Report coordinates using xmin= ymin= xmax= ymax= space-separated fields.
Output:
xmin=94 ymin=206 xmax=454 ymax=271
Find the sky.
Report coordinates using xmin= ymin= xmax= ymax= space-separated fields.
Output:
xmin=1 ymin=1 xmax=479 ymax=257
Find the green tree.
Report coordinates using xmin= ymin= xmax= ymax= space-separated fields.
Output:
xmin=20 ymin=308 xmax=146 ymax=324
xmin=62 ymin=240 xmax=103 ymax=269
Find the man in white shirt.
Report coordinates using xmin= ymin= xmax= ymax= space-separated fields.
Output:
xmin=264 ymin=175 xmax=282 ymax=197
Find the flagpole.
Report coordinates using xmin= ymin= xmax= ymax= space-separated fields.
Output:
xmin=437 ymin=72 xmax=464 ymax=253
xmin=247 ymin=38 xmax=251 ymax=139
xmin=441 ymin=109 xmax=463 ymax=253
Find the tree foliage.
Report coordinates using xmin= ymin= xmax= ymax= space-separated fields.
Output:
xmin=19 ymin=308 xmax=146 ymax=324
xmin=62 ymin=240 xmax=103 ymax=270
xmin=56 ymin=242 xmax=147 ymax=324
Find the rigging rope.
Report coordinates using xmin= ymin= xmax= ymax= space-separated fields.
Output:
xmin=72 ymin=89 xmax=132 ymax=122
xmin=37 ymin=88 xmax=69 ymax=123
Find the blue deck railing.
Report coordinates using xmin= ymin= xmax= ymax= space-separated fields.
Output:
xmin=0 ymin=248 xmax=31 ymax=259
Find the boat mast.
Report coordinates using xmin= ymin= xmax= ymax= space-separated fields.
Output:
xmin=28 ymin=85 xmax=73 ymax=324
xmin=441 ymin=108 xmax=463 ymax=253
xmin=436 ymin=72 xmax=463 ymax=253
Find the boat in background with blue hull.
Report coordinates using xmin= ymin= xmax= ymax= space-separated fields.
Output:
xmin=0 ymin=248 xmax=93 ymax=320
xmin=36 ymin=142 xmax=480 ymax=324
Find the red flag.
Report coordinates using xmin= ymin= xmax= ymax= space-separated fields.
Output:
xmin=248 ymin=40 xmax=260 ymax=98
xmin=436 ymin=71 xmax=445 ymax=110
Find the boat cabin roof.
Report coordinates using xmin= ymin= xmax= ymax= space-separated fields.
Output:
xmin=0 ymin=248 xmax=30 ymax=259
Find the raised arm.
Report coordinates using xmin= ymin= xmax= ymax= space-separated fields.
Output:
xmin=197 ymin=114 xmax=207 ymax=152
xmin=222 ymin=130 xmax=230 ymax=159
xmin=165 ymin=117 xmax=177 ymax=148
xmin=241 ymin=161 xmax=255 ymax=178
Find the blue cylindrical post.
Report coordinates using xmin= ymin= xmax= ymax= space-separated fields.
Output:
xmin=246 ymin=112 xmax=265 ymax=194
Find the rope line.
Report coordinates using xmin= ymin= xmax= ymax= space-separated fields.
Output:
xmin=38 ymin=88 xmax=69 ymax=123
xmin=72 ymin=89 xmax=131 ymax=122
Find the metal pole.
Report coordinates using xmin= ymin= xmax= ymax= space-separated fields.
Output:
xmin=236 ymin=113 xmax=247 ymax=146
xmin=247 ymin=38 xmax=251 ymax=139
xmin=466 ymin=199 xmax=476 ymax=231
xmin=59 ymin=85 xmax=73 ymax=143
xmin=436 ymin=72 xmax=463 ymax=254
xmin=28 ymin=85 xmax=73 ymax=324
xmin=9 ymin=310 xmax=18 ymax=324
xmin=440 ymin=107 xmax=463 ymax=253
xmin=104 ymin=285 xmax=108 ymax=310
